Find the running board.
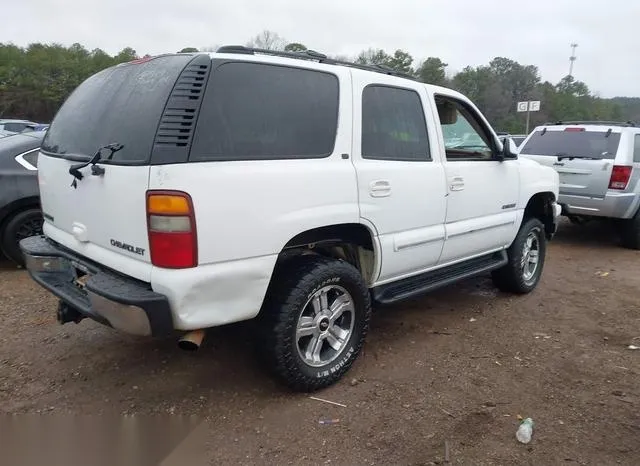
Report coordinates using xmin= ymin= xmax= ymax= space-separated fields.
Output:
xmin=372 ymin=251 xmax=508 ymax=305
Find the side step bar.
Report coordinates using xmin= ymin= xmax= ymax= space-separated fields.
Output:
xmin=372 ymin=251 xmax=508 ymax=305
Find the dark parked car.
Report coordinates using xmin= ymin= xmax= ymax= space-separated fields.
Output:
xmin=0 ymin=119 xmax=37 ymax=134
xmin=0 ymin=132 xmax=44 ymax=265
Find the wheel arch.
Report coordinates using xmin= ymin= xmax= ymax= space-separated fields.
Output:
xmin=277 ymin=222 xmax=380 ymax=285
xmin=523 ymin=191 xmax=557 ymax=239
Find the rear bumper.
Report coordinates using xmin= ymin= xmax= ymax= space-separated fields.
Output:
xmin=559 ymin=192 xmax=640 ymax=219
xmin=19 ymin=235 xmax=173 ymax=337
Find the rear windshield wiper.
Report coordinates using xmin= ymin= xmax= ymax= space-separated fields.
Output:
xmin=555 ymin=153 xmax=603 ymax=162
xmin=69 ymin=143 xmax=124 ymax=188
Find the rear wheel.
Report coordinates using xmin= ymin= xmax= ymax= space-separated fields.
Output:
xmin=259 ymin=255 xmax=371 ymax=392
xmin=492 ymin=218 xmax=546 ymax=294
xmin=619 ymin=210 xmax=640 ymax=250
xmin=1 ymin=208 xmax=43 ymax=266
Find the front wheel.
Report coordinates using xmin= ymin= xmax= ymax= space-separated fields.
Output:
xmin=259 ymin=255 xmax=372 ymax=392
xmin=492 ymin=218 xmax=547 ymax=294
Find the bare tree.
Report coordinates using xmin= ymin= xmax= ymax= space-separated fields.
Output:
xmin=246 ymin=30 xmax=286 ymax=51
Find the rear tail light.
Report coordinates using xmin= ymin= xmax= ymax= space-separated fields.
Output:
xmin=564 ymin=127 xmax=585 ymax=132
xmin=146 ymin=191 xmax=197 ymax=268
xmin=608 ymin=166 xmax=632 ymax=190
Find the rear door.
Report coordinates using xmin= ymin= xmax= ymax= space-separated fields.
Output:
xmin=37 ymin=54 xmax=198 ymax=282
xmin=350 ymin=73 xmax=447 ymax=284
xmin=519 ymin=127 xmax=622 ymax=198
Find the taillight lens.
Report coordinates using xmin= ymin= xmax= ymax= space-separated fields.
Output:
xmin=146 ymin=191 xmax=197 ymax=268
xmin=609 ymin=166 xmax=632 ymax=190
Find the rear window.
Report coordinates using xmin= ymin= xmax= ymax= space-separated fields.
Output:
xmin=190 ymin=62 xmax=339 ymax=161
xmin=41 ymin=55 xmax=193 ymax=164
xmin=22 ymin=149 xmax=39 ymax=168
xmin=520 ymin=129 xmax=621 ymax=159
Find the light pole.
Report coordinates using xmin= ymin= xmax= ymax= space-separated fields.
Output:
xmin=569 ymin=43 xmax=578 ymax=78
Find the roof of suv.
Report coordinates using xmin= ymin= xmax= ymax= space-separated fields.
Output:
xmin=539 ymin=121 xmax=639 ymax=132
xmin=206 ymin=46 xmax=456 ymax=95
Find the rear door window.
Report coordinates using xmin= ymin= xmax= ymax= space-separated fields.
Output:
xmin=190 ymin=62 xmax=339 ymax=161
xmin=41 ymin=55 xmax=194 ymax=164
xmin=361 ymin=85 xmax=431 ymax=161
xmin=520 ymin=129 xmax=621 ymax=159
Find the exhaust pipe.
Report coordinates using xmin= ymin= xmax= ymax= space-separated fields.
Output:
xmin=178 ymin=329 xmax=205 ymax=351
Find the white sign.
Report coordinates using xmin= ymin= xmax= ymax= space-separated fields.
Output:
xmin=529 ymin=101 xmax=541 ymax=112
xmin=517 ymin=101 xmax=529 ymax=113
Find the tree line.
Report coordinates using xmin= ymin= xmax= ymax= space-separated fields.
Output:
xmin=1 ymin=31 xmax=637 ymax=134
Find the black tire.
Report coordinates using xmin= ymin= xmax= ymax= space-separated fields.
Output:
xmin=619 ymin=211 xmax=640 ymax=250
xmin=491 ymin=217 xmax=546 ymax=294
xmin=258 ymin=255 xmax=371 ymax=392
xmin=1 ymin=208 xmax=43 ymax=266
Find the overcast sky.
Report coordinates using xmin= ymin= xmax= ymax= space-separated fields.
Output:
xmin=3 ymin=0 xmax=638 ymax=97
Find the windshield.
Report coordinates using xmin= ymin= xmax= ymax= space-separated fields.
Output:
xmin=41 ymin=55 xmax=193 ymax=164
xmin=520 ymin=129 xmax=621 ymax=159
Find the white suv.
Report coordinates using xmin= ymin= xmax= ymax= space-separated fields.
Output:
xmin=21 ymin=47 xmax=560 ymax=391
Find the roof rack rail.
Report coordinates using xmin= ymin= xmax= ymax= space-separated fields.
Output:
xmin=215 ymin=45 xmax=418 ymax=81
xmin=544 ymin=120 xmax=638 ymax=127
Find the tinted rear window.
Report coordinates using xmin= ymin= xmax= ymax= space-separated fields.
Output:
xmin=520 ymin=129 xmax=621 ymax=159
xmin=42 ymin=55 xmax=193 ymax=164
xmin=190 ymin=62 xmax=339 ymax=161
xmin=362 ymin=85 xmax=430 ymax=161
xmin=22 ymin=149 xmax=39 ymax=168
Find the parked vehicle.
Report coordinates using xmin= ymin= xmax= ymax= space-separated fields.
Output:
xmin=0 ymin=119 xmax=37 ymax=134
xmin=519 ymin=121 xmax=640 ymax=248
xmin=20 ymin=48 xmax=560 ymax=391
xmin=22 ymin=123 xmax=50 ymax=133
xmin=0 ymin=132 xmax=44 ymax=265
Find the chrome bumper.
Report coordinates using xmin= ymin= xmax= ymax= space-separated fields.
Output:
xmin=20 ymin=236 xmax=174 ymax=337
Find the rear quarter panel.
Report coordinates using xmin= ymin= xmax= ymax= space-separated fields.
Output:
xmin=0 ymin=155 xmax=40 ymax=226
xmin=147 ymin=64 xmax=361 ymax=329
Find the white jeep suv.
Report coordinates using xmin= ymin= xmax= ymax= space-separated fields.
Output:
xmin=21 ymin=47 xmax=560 ymax=391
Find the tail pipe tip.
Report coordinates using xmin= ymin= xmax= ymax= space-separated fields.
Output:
xmin=178 ymin=329 xmax=206 ymax=351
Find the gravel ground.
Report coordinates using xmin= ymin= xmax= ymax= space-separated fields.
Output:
xmin=1 ymin=218 xmax=639 ymax=465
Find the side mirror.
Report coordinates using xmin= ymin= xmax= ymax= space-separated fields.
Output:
xmin=500 ymin=137 xmax=518 ymax=160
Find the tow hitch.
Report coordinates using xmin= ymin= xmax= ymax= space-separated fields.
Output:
xmin=56 ymin=301 xmax=84 ymax=325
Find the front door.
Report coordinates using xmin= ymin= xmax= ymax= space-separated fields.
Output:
xmin=433 ymin=95 xmax=520 ymax=265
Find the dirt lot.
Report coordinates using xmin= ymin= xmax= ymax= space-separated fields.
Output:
xmin=1 ymin=219 xmax=639 ymax=465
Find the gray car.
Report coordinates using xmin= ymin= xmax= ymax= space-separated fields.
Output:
xmin=0 ymin=119 xmax=37 ymax=134
xmin=0 ymin=132 xmax=44 ymax=264
xmin=519 ymin=121 xmax=640 ymax=248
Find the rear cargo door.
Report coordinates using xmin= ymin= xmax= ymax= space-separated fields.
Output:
xmin=37 ymin=54 xmax=198 ymax=282
xmin=519 ymin=127 xmax=622 ymax=198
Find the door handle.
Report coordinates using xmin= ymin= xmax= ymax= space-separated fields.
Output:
xmin=449 ymin=176 xmax=465 ymax=191
xmin=369 ymin=180 xmax=391 ymax=197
